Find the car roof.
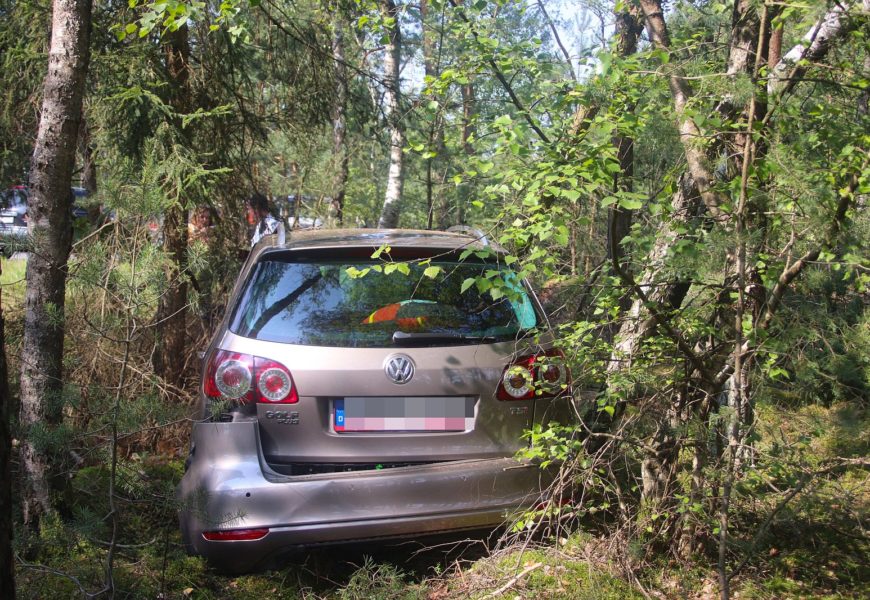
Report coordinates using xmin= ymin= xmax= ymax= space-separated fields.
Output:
xmin=255 ymin=228 xmax=500 ymax=254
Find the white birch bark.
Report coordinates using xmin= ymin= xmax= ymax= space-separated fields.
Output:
xmin=377 ymin=0 xmax=405 ymax=229
xmin=768 ymin=1 xmax=869 ymax=95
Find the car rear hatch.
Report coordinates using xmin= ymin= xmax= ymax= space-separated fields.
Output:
xmin=207 ymin=248 xmax=564 ymax=473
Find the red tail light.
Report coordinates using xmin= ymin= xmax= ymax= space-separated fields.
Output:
xmin=497 ymin=349 xmax=570 ymax=401
xmin=204 ymin=350 xmax=298 ymax=404
xmin=202 ymin=528 xmax=269 ymax=542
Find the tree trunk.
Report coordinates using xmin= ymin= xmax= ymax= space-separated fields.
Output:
xmin=377 ymin=0 xmax=404 ymax=229
xmin=78 ymin=112 xmax=101 ymax=225
xmin=78 ymin=112 xmax=97 ymax=194
xmin=331 ymin=17 xmax=349 ymax=226
xmin=421 ymin=0 xmax=447 ymax=230
xmin=0 ymin=262 xmax=15 ymax=598
xmin=442 ymin=80 xmax=476 ymax=228
xmin=608 ymin=4 xmax=643 ymax=267
xmin=152 ymin=25 xmax=191 ymax=387
xmin=639 ymin=0 xmax=727 ymax=220
xmin=20 ymin=0 xmax=92 ymax=528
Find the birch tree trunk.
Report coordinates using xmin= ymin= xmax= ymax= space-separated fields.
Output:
xmin=421 ymin=0 xmax=447 ymax=230
xmin=19 ymin=0 xmax=92 ymax=528
xmin=377 ymin=0 xmax=404 ymax=229
xmin=331 ymin=17 xmax=349 ymax=226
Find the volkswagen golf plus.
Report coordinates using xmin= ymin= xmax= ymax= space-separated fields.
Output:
xmin=178 ymin=227 xmax=571 ymax=572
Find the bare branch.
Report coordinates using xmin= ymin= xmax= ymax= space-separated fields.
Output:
xmin=535 ymin=0 xmax=575 ymax=81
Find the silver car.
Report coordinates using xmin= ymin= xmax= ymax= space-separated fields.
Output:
xmin=0 ymin=187 xmax=28 ymax=255
xmin=178 ymin=228 xmax=572 ymax=572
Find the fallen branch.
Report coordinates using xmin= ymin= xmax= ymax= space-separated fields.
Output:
xmin=483 ymin=561 xmax=542 ymax=599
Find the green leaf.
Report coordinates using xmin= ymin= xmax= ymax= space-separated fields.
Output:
xmin=461 ymin=278 xmax=476 ymax=293
xmin=423 ymin=265 xmax=441 ymax=278
xmin=618 ymin=197 xmax=643 ymax=210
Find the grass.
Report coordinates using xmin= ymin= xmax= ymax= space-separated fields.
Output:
xmin=0 ymin=255 xmax=26 ymax=309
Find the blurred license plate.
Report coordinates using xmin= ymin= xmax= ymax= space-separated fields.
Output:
xmin=334 ymin=397 xmax=474 ymax=432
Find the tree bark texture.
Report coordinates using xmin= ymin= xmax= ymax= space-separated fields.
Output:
xmin=331 ymin=18 xmax=349 ymax=226
xmin=152 ymin=25 xmax=191 ymax=387
xmin=638 ymin=0 xmax=727 ymax=221
xmin=421 ymin=0 xmax=447 ymax=230
xmin=0 ymin=263 xmax=15 ymax=598
xmin=377 ymin=0 xmax=405 ymax=229
xmin=443 ymin=80 xmax=477 ymax=228
xmin=768 ymin=1 xmax=868 ymax=96
xmin=20 ymin=0 xmax=92 ymax=527
xmin=608 ymin=4 xmax=644 ymax=267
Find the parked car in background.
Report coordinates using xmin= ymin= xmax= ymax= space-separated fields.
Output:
xmin=178 ymin=227 xmax=573 ymax=573
xmin=0 ymin=186 xmax=29 ymax=251
xmin=0 ymin=186 xmax=95 ymax=254
xmin=71 ymin=186 xmax=91 ymax=219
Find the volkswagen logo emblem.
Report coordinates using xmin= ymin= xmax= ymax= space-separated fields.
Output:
xmin=385 ymin=355 xmax=415 ymax=384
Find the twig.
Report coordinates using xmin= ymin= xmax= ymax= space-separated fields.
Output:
xmin=535 ymin=0 xmax=575 ymax=81
xmin=15 ymin=555 xmax=92 ymax=598
xmin=482 ymin=561 xmax=542 ymax=598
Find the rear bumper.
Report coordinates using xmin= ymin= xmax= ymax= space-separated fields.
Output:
xmin=178 ymin=421 xmax=549 ymax=573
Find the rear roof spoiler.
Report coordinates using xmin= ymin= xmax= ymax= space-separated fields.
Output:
xmin=446 ymin=225 xmax=489 ymax=247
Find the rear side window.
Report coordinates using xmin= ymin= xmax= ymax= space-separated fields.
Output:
xmin=229 ymin=258 xmax=538 ymax=347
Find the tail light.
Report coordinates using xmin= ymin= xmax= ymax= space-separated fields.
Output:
xmin=202 ymin=528 xmax=269 ymax=542
xmin=497 ymin=349 xmax=570 ymax=401
xmin=204 ymin=349 xmax=298 ymax=404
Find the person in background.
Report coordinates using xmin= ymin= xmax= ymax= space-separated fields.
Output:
xmin=246 ymin=191 xmax=279 ymax=247
xmin=188 ymin=205 xmax=213 ymax=243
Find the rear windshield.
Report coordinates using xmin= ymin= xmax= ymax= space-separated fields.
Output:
xmin=228 ymin=258 xmax=539 ymax=347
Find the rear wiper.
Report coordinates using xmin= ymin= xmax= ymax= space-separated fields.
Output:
xmin=392 ymin=331 xmax=503 ymax=346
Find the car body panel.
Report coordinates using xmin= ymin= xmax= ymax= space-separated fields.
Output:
xmin=215 ymin=330 xmax=538 ymax=464
xmin=179 ymin=420 xmax=549 ymax=573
